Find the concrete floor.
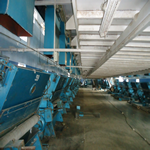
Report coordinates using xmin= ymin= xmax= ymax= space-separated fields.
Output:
xmin=49 ymin=88 xmax=150 ymax=150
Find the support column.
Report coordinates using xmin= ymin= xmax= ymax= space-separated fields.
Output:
xmin=44 ymin=6 xmax=55 ymax=56
xmin=59 ymin=21 xmax=66 ymax=65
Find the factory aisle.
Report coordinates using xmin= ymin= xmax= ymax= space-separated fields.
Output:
xmin=49 ymin=88 xmax=150 ymax=150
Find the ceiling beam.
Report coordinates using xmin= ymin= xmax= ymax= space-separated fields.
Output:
xmin=98 ymin=65 xmax=150 ymax=68
xmin=143 ymin=26 xmax=150 ymax=32
xmin=79 ymin=34 xmax=119 ymax=40
xmin=113 ymin=54 xmax=150 ymax=58
xmin=80 ymin=41 xmax=114 ymax=46
xmin=101 ymin=62 xmax=150 ymax=65
xmin=78 ymin=19 xmax=132 ymax=26
xmin=110 ymin=57 xmax=150 ymax=61
xmin=126 ymin=42 xmax=150 ymax=47
xmin=87 ymin=0 xmax=150 ymax=76
xmin=78 ymin=25 xmax=127 ymax=32
xmin=81 ymin=54 xmax=104 ymax=57
xmin=35 ymin=0 xmax=71 ymax=5
xmin=132 ymin=36 xmax=150 ymax=42
xmin=77 ymin=11 xmax=139 ymax=19
xmin=100 ymin=61 xmax=150 ymax=64
xmin=116 ymin=51 xmax=150 ymax=55
xmin=81 ymin=57 xmax=101 ymax=59
xmin=80 ymin=46 xmax=110 ymax=50
xmin=121 ymin=47 xmax=150 ymax=51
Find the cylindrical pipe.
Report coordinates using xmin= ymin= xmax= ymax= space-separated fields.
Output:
xmin=0 ymin=115 xmax=40 ymax=147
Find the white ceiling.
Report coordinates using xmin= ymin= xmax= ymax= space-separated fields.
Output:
xmin=69 ymin=0 xmax=150 ymax=78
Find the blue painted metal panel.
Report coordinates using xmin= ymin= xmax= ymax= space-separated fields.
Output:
xmin=0 ymin=0 xmax=35 ymax=36
xmin=0 ymin=61 xmax=50 ymax=137
xmin=0 ymin=59 xmax=17 ymax=111
xmin=0 ymin=0 xmax=8 ymax=13
xmin=140 ymin=78 xmax=150 ymax=83
xmin=3 ymin=68 xmax=50 ymax=108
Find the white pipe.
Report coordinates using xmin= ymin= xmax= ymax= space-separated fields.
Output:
xmin=0 ymin=115 xmax=40 ymax=147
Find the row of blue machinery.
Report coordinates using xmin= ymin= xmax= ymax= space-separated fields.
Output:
xmin=94 ymin=76 xmax=150 ymax=110
xmin=109 ymin=76 xmax=150 ymax=107
xmin=0 ymin=0 xmax=80 ymax=149
xmin=0 ymin=57 xmax=80 ymax=149
xmin=94 ymin=79 xmax=110 ymax=90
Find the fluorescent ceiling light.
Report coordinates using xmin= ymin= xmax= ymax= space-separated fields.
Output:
xmin=99 ymin=0 xmax=121 ymax=37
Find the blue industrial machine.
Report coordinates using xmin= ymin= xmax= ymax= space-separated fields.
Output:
xmin=110 ymin=79 xmax=131 ymax=100
xmin=0 ymin=56 xmax=80 ymax=149
xmin=110 ymin=78 xmax=136 ymax=100
xmin=109 ymin=75 xmax=150 ymax=106
xmin=94 ymin=79 xmax=110 ymax=90
xmin=127 ymin=76 xmax=150 ymax=107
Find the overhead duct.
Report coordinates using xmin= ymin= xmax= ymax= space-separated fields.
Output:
xmin=0 ymin=0 xmax=35 ymax=36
